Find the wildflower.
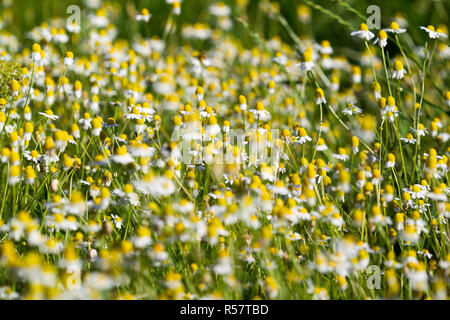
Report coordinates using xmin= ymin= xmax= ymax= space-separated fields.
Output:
xmin=273 ymin=52 xmax=287 ymax=65
xmin=131 ymin=225 xmax=151 ymax=248
xmin=11 ymin=79 xmax=20 ymax=96
xmin=400 ymin=133 xmax=417 ymax=144
xmin=350 ymin=23 xmax=375 ymax=41
xmin=195 ymin=86 xmax=205 ymax=101
xmin=351 ymin=66 xmax=361 ymax=83
xmin=420 ymin=25 xmax=447 ymax=39
xmin=407 ymin=262 xmax=428 ymax=292
xmin=386 ymin=153 xmax=396 ymax=168
xmin=316 ymin=138 xmax=328 ymax=151
xmin=23 ymin=122 xmax=34 ymax=142
xmin=318 ymin=40 xmax=333 ymax=54
xmin=351 ymin=136 xmax=359 ymax=154
xmin=392 ymin=60 xmax=406 ymax=79
xmin=265 ymin=276 xmax=279 ymax=299
xmin=23 ymin=150 xmax=41 ymax=164
xmin=24 ymin=166 xmax=36 ymax=184
xmin=73 ymin=80 xmax=82 ymax=99
xmin=54 ymin=130 xmax=69 ymax=152
xmin=296 ymin=127 xmax=312 ymax=145
xmin=135 ymin=171 xmax=175 ymax=198
xmin=31 ymin=43 xmax=42 ymax=62
xmin=136 ymin=8 xmax=152 ymax=22
xmin=370 ymin=82 xmax=381 ymax=100
xmin=164 ymin=270 xmax=184 ymax=299
xmin=111 ymin=146 xmax=134 ymax=165
xmin=383 ymin=21 xmax=406 ymax=34
xmin=0 ymin=287 xmax=19 ymax=300
xmin=297 ymin=4 xmax=311 ymax=22
xmin=64 ymin=51 xmax=74 ymax=66
xmin=209 ymin=2 xmax=231 ymax=17
xmin=249 ymin=102 xmax=271 ymax=122
xmin=39 ymin=109 xmax=59 ymax=121
xmin=172 ymin=2 xmax=181 ymax=15
xmin=65 ymin=191 xmax=86 ymax=216
xmin=110 ymin=214 xmax=123 ymax=229
xmin=272 ymin=180 xmax=288 ymax=196
xmin=238 ymin=95 xmax=247 ymax=111
xmin=91 ymin=117 xmax=103 ymax=136
xmin=428 ymin=186 xmax=448 ymax=202
xmin=373 ymin=30 xmax=388 ymax=48
xmin=39 ymin=238 xmax=63 ymax=255
xmin=315 ymin=88 xmax=326 ymax=105
xmin=149 ymin=243 xmax=169 ymax=265
xmin=205 ymin=116 xmax=221 ymax=136
xmin=342 ymin=103 xmax=362 ymax=115
xmin=330 ymin=74 xmax=340 ymax=91
xmin=401 ymin=222 xmax=420 ymax=244
xmin=213 ymin=248 xmax=233 ymax=275
xmin=297 ymin=49 xmax=314 ymax=71
xmin=8 ymin=165 xmax=21 ymax=185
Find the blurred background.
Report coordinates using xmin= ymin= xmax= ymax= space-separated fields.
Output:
xmin=1 ymin=0 xmax=448 ymax=49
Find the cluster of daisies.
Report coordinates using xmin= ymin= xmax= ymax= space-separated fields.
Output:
xmin=0 ymin=0 xmax=448 ymax=300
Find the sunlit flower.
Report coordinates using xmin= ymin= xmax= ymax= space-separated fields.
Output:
xmin=420 ymin=25 xmax=447 ymax=39
xmin=111 ymin=146 xmax=134 ymax=165
xmin=392 ymin=60 xmax=406 ymax=79
xmin=373 ymin=30 xmax=388 ymax=48
xmin=342 ymin=103 xmax=362 ymax=115
xmin=136 ymin=8 xmax=152 ymax=22
xmin=350 ymin=23 xmax=375 ymax=40
xmin=385 ymin=21 xmax=406 ymax=34
xmin=31 ymin=43 xmax=42 ymax=62
xmin=63 ymin=51 xmax=74 ymax=66
xmin=297 ymin=49 xmax=315 ymax=71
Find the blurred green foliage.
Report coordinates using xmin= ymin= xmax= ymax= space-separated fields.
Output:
xmin=2 ymin=0 xmax=449 ymax=51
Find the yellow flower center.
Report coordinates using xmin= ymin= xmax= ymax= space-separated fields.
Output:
xmin=394 ymin=60 xmax=404 ymax=71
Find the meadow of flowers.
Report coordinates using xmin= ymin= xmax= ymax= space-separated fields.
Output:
xmin=0 ymin=0 xmax=448 ymax=300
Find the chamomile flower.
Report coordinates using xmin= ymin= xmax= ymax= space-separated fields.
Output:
xmin=111 ymin=146 xmax=134 ymax=165
xmin=400 ymin=133 xmax=417 ymax=144
xmin=316 ymin=138 xmax=328 ymax=151
xmin=420 ymin=25 xmax=447 ymax=39
xmin=8 ymin=165 xmax=21 ymax=185
xmin=209 ymin=2 xmax=231 ymax=17
xmin=238 ymin=95 xmax=247 ymax=111
xmin=385 ymin=21 xmax=406 ymax=34
xmin=23 ymin=150 xmax=41 ymax=164
xmin=297 ymin=49 xmax=315 ymax=71
xmin=39 ymin=109 xmax=59 ymax=121
xmin=65 ymin=191 xmax=86 ymax=216
xmin=135 ymin=8 xmax=152 ymax=22
xmin=63 ymin=51 xmax=74 ymax=66
xmin=415 ymin=123 xmax=427 ymax=136
xmin=213 ymin=248 xmax=233 ymax=275
xmin=342 ymin=103 xmax=362 ymax=115
xmin=31 ymin=43 xmax=42 ymax=62
xmin=386 ymin=153 xmax=396 ymax=168
xmin=350 ymin=23 xmax=375 ymax=41
xmin=297 ymin=127 xmax=312 ymax=144
xmin=272 ymin=52 xmax=287 ymax=66
xmin=333 ymin=148 xmax=350 ymax=161
xmin=91 ymin=117 xmax=103 ymax=136
xmin=249 ymin=102 xmax=271 ymax=122
xmin=315 ymin=88 xmax=326 ymax=105
xmin=391 ymin=60 xmax=407 ymax=79
xmin=373 ymin=30 xmax=388 ymax=48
